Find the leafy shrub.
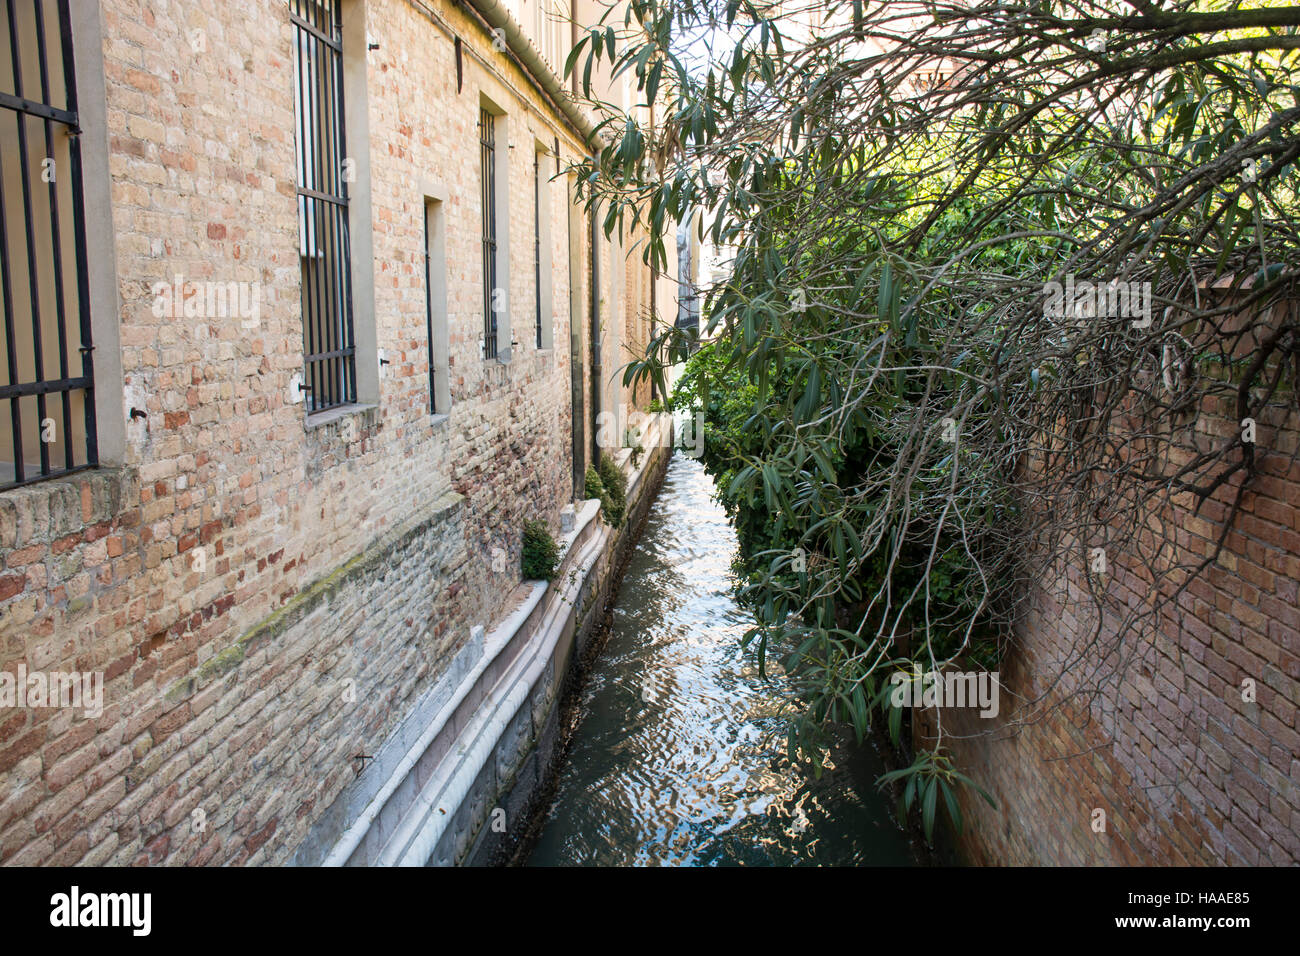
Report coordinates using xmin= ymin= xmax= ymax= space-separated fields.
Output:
xmin=673 ymin=336 xmax=1004 ymax=742
xmin=598 ymin=452 xmax=628 ymax=505
xmin=585 ymin=466 xmax=623 ymax=527
xmin=584 ymin=466 xmax=603 ymax=501
xmin=597 ymin=453 xmax=628 ymax=526
xmin=521 ymin=519 xmax=560 ymax=581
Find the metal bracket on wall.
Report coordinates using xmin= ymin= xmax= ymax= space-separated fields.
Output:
xmin=455 ymin=36 xmax=463 ymax=93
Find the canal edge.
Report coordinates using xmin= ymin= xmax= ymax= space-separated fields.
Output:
xmin=468 ymin=437 xmax=675 ymax=866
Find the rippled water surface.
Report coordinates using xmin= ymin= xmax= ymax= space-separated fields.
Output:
xmin=526 ymin=455 xmax=919 ymax=866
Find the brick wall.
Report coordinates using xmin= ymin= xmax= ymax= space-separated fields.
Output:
xmin=917 ymin=300 xmax=1300 ymax=865
xmin=0 ymin=0 xmax=658 ymax=866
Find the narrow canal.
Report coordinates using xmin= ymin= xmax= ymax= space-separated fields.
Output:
xmin=524 ymin=454 xmax=922 ymax=866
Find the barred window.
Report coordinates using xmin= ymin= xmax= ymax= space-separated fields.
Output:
xmin=480 ymin=108 xmax=498 ymax=359
xmin=0 ymin=0 xmax=97 ymax=489
xmin=533 ymin=143 xmax=554 ymax=351
xmin=533 ymin=149 xmax=541 ymax=349
xmin=292 ymin=0 xmax=355 ymax=412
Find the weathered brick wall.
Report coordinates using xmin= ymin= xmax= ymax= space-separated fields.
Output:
xmin=917 ymin=303 xmax=1300 ymax=865
xmin=0 ymin=0 xmax=650 ymax=866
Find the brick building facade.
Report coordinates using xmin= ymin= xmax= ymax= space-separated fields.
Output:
xmin=0 ymin=0 xmax=672 ymax=865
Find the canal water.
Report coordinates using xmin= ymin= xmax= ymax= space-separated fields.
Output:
xmin=525 ymin=454 xmax=921 ymax=866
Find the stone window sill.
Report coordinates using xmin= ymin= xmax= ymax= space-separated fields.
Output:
xmin=0 ymin=465 xmax=133 ymax=552
xmin=304 ymin=403 xmax=379 ymax=430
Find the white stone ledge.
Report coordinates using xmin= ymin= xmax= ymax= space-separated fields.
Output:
xmin=319 ymin=497 xmax=603 ymax=867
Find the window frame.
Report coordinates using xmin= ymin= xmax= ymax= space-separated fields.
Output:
xmin=480 ymin=106 xmax=498 ymax=360
xmin=423 ymin=188 xmax=450 ymax=416
xmin=533 ymin=147 xmax=541 ymax=349
xmin=291 ymin=0 xmax=357 ymax=414
xmin=0 ymin=0 xmax=99 ymax=490
xmin=533 ymin=139 xmax=554 ymax=351
xmin=478 ymin=97 xmax=510 ymax=362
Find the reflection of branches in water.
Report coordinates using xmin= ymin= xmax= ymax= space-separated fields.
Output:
xmin=569 ymin=0 xmax=1300 ymax=784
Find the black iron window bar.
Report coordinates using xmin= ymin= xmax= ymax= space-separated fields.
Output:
xmin=0 ymin=0 xmax=97 ymax=490
xmin=480 ymin=107 xmax=497 ymax=360
xmin=292 ymin=0 xmax=355 ymax=413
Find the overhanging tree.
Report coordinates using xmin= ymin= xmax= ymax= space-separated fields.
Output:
xmin=568 ymin=0 xmax=1300 ymax=838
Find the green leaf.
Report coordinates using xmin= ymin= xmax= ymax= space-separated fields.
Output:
xmin=562 ymin=34 xmax=589 ymax=81
xmin=941 ymin=779 xmax=963 ymax=836
xmin=922 ymin=776 xmax=938 ymax=840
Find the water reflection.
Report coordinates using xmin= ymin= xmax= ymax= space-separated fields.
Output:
xmin=527 ymin=455 xmax=919 ymax=866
